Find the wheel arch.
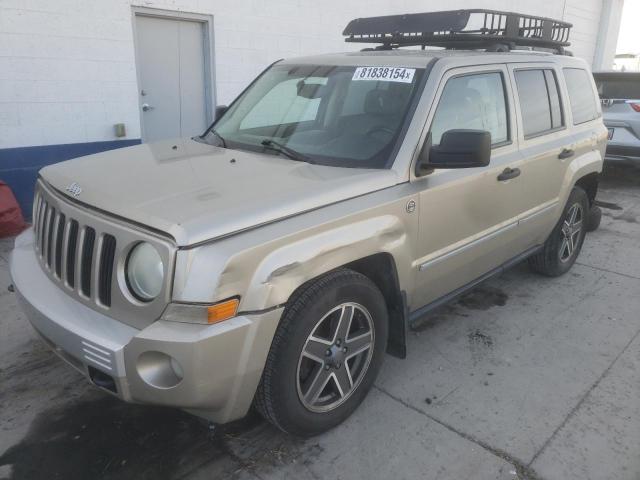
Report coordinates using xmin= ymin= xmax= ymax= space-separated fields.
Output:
xmin=574 ymin=171 xmax=599 ymax=207
xmin=282 ymin=253 xmax=408 ymax=359
xmin=343 ymin=253 xmax=407 ymax=359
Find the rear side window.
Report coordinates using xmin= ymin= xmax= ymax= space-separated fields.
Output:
xmin=430 ymin=72 xmax=509 ymax=146
xmin=564 ymin=68 xmax=599 ymax=124
xmin=514 ymin=69 xmax=563 ymax=138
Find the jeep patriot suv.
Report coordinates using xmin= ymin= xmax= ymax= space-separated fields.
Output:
xmin=10 ymin=11 xmax=607 ymax=436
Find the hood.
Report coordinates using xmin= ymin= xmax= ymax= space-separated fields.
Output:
xmin=40 ymin=138 xmax=399 ymax=246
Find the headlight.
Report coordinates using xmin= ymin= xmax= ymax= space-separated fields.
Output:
xmin=126 ymin=242 xmax=164 ymax=301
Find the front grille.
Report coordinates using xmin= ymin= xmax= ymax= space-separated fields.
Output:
xmin=33 ymin=190 xmax=117 ymax=308
xmin=30 ymin=180 xmax=174 ymax=328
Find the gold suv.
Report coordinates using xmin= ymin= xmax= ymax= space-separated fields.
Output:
xmin=11 ymin=11 xmax=606 ymax=436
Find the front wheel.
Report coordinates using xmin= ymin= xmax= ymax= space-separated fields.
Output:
xmin=528 ymin=186 xmax=589 ymax=276
xmin=254 ymin=269 xmax=388 ymax=436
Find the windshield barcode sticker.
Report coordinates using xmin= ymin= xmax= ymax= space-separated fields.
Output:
xmin=352 ymin=67 xmax=416 ymax=83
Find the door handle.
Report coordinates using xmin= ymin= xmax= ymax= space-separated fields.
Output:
xmin=142 ymin=103 xmax=154 ymax=112
xmin=558 ymin=148 xmax=574 ymax=159
xmin=497 ymin=167 xmax=521 ymax=182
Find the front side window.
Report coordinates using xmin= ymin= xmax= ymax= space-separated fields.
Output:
xmin=430 ymin=71 xmax=509 ymax=146
xmin=514 ymin=69 xmax=564 ymax=138
xmin=205 ymin=64 xmax=426 ymax=168
xmin=564 ymin=68 xmax=599 ymax=124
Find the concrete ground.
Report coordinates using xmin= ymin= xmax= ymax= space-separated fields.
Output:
xmin=1 ymin=160 xmax=639 ymax=480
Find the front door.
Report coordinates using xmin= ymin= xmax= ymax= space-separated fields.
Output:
xmin=412 ymin=65 xmax=527 ymax=308
xmin=134 ymin=14 xmax=210 ymax=142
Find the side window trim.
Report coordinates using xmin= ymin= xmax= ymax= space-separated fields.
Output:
xmin=543 ymin=69 xmax=565 ymax=130
xmin=514 ymin=66 xmax=567 ymax=141
xmin=427 ymin=69 xmax=512 ymax=149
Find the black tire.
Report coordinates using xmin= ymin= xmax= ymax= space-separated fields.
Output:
xmin=254 ymin=268 xmax=388 ymax=436
xmin=528 ymin=186 xmax=589 ymax=277
xmin=586 ymin=205 xmax=602 ymax=232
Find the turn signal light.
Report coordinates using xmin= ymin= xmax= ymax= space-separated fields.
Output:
xmin=629 ymin=102 xmax=640 ymax=113
xmin=207 ymin=298 xmax=240 ymax=324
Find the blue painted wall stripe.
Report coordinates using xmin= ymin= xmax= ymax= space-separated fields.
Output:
xmin=0 ymin=139 xmax=141 ymax=220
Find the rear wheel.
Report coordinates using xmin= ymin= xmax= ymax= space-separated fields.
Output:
xmin=529 ymin=187 xmax=589 ymax=277
xmin=586 ymin=205 xmax=602 ymax=232
xmin=254 ymin=269 xmax=388 ymax=436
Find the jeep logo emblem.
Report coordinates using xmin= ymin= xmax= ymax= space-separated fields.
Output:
xmin=65 ymin=182 xmax=82 ymax=197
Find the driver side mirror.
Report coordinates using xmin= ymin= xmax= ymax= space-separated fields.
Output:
xmin=415 ymin=129 xmax=491 ymax=176
xmin=215 ymin=105 xmax=228 ymax=120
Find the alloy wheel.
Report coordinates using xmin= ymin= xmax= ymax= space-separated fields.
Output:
xmin=296 ymin=302 xmax=375 ymax=413
xmin=559 ymin=202 xmax=583 ymax=262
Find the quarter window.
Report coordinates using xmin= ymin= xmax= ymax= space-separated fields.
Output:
xmin=564 ymin=68 xmax=599 ymax=124
xmin=430 ymin=72 xmax=509 ymax=146
xmin=514 ymin=69 xmax=564 ymax=138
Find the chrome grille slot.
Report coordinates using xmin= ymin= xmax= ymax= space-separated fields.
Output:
xmin=66 ymin=220 xmax=79 ymax=288
xmin=98 ymin=234 xmax=117 ymax=307
xmin=45 ymin=206 xmax=56 ymax=268
xmin=33 ymin=192 xmax=43 ymax=242
xmin=80 ymin=227 xmax=96 ymax=298
xmin=54 ymin=214 xmax=66 ymax=278
xmin=38 ymin=203 xmax=49 ymax=256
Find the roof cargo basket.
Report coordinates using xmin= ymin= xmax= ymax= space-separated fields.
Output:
xmin=343 ymin=9 xmax=572 ymax=54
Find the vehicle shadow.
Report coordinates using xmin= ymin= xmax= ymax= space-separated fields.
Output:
xmin=0 ymin=384 xmax=310 ymax=480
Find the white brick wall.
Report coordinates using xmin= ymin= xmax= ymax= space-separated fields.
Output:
xmin=0 ymin=0 xmax=618 ymax=149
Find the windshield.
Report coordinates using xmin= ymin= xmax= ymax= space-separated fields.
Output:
xmin=203 ymin=64 xmax=425 ymax=168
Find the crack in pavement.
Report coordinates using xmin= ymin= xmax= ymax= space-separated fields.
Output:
xmin=575 ymin=262 xmax=640 ymax=282
xmin=527 ymin=325 xmax=640 ymax=468
xmin=372 ymin=385 xmax=543 ymax=480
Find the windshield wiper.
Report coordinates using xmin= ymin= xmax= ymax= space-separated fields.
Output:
xmin=261 ymin=139 xmax=313 ymax=163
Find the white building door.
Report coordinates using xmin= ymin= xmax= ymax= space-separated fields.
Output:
xmin=134 ymin=13 xmax=211 ymax=143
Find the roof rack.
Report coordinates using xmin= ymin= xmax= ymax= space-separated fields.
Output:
xmin=343 ymin=9 xmax=572 ymax=54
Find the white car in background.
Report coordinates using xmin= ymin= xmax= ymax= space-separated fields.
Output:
xmin=593 ymin=71 xmax=640 ymax=162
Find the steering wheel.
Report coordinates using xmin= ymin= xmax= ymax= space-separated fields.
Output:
xmin=365 ymin=126 xmax=395 ymax=138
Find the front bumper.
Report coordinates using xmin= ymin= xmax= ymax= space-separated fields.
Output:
xmin=10 ymin=229 xmax=283 ymax=423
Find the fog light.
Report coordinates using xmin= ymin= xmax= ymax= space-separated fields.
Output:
xmin=137 ymin=351 xmax=183 ymax=389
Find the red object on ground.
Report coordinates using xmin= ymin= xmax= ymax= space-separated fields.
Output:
xmin=0 ymin=181 xmax=28 ymax=238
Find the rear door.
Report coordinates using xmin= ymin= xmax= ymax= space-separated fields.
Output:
xmin=507 ymin=63 xmax=573 ymax=246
